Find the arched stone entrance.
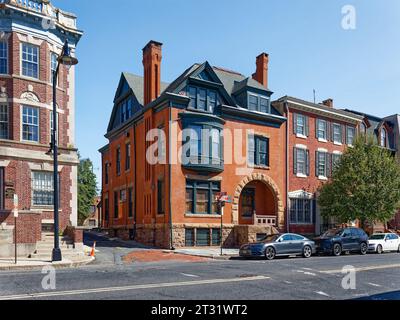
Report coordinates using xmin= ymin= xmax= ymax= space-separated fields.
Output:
xmin=232 ymin=173 xmax=284 ymax=229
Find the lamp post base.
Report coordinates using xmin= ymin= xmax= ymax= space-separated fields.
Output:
xmin=52 ymin=248 xmax=62 ymax=262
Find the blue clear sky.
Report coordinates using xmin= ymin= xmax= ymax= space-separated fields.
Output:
xmin=53 ymin=0 xmax=400 ymax=185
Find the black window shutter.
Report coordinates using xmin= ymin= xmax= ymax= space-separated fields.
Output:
xmin=305 ymin=116 xmax=309 ymax=137
xmin=315 ymin=119 xmax=319 ymax=139
xmin=306 ymin=150 xmax=310 ymax=176
xmin=293 ymin=113 xmax=297 ymax=134
xmin=315 ymin=151 xmax=319 ymax=177
xmin=342 ymin=125 xmax=346 ymax=144
xmin=327 ymin=121 xmax=331 ymax=141
xmin=266 ymin=138 xmax=270 ymax=167
xmin=293 ymin=147 xmax=297 ymax=174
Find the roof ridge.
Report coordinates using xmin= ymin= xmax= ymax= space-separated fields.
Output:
xmin=212 ymin=66 xmax=244 ymax=76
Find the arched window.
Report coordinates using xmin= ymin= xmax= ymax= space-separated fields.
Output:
xmin=381 ymin=128 xmax=387 ymax=147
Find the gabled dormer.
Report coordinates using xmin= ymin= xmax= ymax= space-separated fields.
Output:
xmin=172 ymin=62 xmax=234 ymax=113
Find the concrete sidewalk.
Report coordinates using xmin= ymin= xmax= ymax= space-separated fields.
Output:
xmin=166 ymin=248 xmax=240 ymax=260
xmin=0 ymin=255 xmax=94 ymax=271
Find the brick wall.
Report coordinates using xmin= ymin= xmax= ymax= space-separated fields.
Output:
xmin=0 ymin=211 xmax=41 ymax=244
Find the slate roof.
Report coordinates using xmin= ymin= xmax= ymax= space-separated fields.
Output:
xmin=123 ymin=72 xmax=170 ymax=105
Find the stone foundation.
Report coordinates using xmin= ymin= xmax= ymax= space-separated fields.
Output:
xmin=107 ymin=223 xmax=279 ymax=249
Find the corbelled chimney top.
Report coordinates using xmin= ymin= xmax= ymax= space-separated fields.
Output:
xmin=322 ymin=98 xmax=334 ymax=108
xmin=142 ymin=40 xmax=163 ymax=52
xmin=142 ymin=40 xmax=163 ymax=106
xmin=252 ymin=52 xmax=269 ymax=88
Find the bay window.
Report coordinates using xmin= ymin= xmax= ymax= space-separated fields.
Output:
xmin=289 ymin=198 xmax=313 ymax=224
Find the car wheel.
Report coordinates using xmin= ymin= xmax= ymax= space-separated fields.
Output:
xmin=264 ymin=247 xmax=276 ymax=260
xmin=303 ymin=245 xmax=312 ymax=258
xmin=360 ymin=242 xmax=368 ymax=255
xmin=376 ymin=245 xmax=383 ymax=254
xmin=333 ymin=243 xmax=342 ymax=256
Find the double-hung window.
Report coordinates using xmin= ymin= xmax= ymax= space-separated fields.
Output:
xmin=185 ymin=180 xmax=221 ymax=215
xmin=22 ymin=106 xmax=39 ymax=142
xmin=317 ymin=119 xmax=327 ymax=140
xmin=333 ymin=123 xmax=342 ymax=144
xmin=0 ymin=41 xmax=8 ymax=74
xmin=248 ymin=94 xmax=270 ymax=113
xmin=294 ymin=114 xmax=308 ymax=137
xmin=248 ymin=135 xmax=270 ymax=167
xmin=125 ymin=143 xmax=131 ymax=171
xmin=50 ymin=111 xmax=59 ymax=143
xmin=293 ymin=147 xmax=309 ymax=176
xmin=32 ymin=171 xmax=59 ymax=206
xmin=21 ymin=43 xmax=39 ymax=79
xmin=114 ymin=191 xmax=118 ymax=218
xmin=116 ymin=147 xmax=121 ymax=176
xmin=0 ymin=104 xmax=8 ymax=139
xmin=187 ymin=86 xmax=218 ymax=112
xmin=381 ymin=128 xmax=387 ymax=147
xmin=316 ymin=151 xmax=331 ymax=178
xmin=332 ymin=153 xmax=342 ymax=170
xmin=346 ymin=126 xmax=355 ymax=146
xmin=51 ymin=52 xmax=58 ymax=84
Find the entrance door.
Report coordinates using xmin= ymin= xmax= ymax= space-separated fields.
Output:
xmin=241 ymin=188 xmax=255 ymax=218
xmin=0 ymin=168 xmax=4 ymax=210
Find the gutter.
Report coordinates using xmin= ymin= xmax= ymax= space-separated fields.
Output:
xmin=284 ymin=101 xmax=290 ymax=233
xmin=133 ymin=123 xmax=137 ymax=239
xmin=168 ymin=104 xmax=174 ymax=250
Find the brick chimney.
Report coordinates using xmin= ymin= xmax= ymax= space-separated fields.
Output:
xmin=252 ymin=53 xmax=269 ymax=88
xmin=322 ymin=98 xmax=334 ymax=108
xmin=142 ymin=40 xmax=162 ymax=105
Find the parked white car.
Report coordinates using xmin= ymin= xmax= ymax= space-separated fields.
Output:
xmin=368 ymin=233 xmax=400 ymax=254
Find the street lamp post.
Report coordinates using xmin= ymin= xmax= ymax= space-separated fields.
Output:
xmin=49 ymin=40 xmax=78 ymax=262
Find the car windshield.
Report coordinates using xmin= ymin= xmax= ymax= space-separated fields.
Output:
xmin=369 ymin=234 xmax=385 ymax=240
xmin=322 ymin=229 xmax=343 ymax=237
xmin=260 ymin=234 xmax=280 ymax=242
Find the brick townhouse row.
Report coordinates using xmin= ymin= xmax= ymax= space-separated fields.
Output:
xmin=99 ymin=40 xmax=400 ymax=249
xmin=0 ymin=0 xmax=82 ymax=257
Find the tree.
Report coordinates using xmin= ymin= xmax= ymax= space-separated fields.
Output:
xmin=78 ymin=157 xmax=98 ymax=225
xmin=318 ymin=135 xmax=400 ymax=228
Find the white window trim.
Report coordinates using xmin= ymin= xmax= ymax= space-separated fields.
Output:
xmin=318 ymin=138 xmax=328 ymax=143
xmin=31 ymin=170 xmax=56 ymax=208
xmin=0 ymin=103 xmax=8 ymax=140
xmin=20 ymin=42 xmax=40 ymax=80
xmin=333 ymin=150 xmax=343 ymax=155
xmin=20 ymin=105 xmax=40 ymax=143
xmin=318 ymin=175 xmax=328 ymax=181
xmin=334 ymin=141 xmax=342 ymax=146
xmin=295 ymin=144 xmax=307 ymax=150
xmin=296 ymin=173 xmax=308 ymax=178
xmin=0 ymin=40 xmax=8 ymax=75
xmin=317 ymin=148 xmax=328 ymax=153
xmin=296 ymin=133 xmax=307 ymax=139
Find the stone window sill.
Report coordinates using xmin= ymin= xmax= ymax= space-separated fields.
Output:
xmin=318 ymin=176 xmax=328 ymax=181
xmin=334 ymin=141 xmax=342 ymax=146
xmin=296 ymin=173 xmax=308 ymax=178
xmin=185 ymin=214 xmax=221 ymax=218
xmin=318 ymin=138 xmax=328 ymax=143
xmin=296 ymin=134 xmax=307 ymax=140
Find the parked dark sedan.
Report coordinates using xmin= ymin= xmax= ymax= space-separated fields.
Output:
xmin=239 ymin=233 xmax=316 ymax=260
xmin=314 ymin=227 xmax=369 ymax=256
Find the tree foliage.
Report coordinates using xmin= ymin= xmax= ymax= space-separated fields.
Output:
xmin=78 ymin=157 xmax=98 ymax=225
xmin=318 ymin=135 xmax=400 ymax=227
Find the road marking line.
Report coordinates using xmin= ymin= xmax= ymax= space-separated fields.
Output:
xmin=180 ymin=273 xmax=200 ymax=278
xmin=296 ymin=270 xmax=317 ymax=276
xmin=320 ymin=264 xmax=400 ymax=274
xmin=0 ymin=276 xmax=269 ymax=300
xmin=315 ymin=291 xmax=330 ymax=297
xmin=367 ymin=282 xmax=382 ymax=287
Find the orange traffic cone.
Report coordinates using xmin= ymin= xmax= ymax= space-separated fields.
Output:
xmin=90 ymin=241 xmax=96 ymax=257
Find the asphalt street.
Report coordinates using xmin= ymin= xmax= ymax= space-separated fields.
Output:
xmin=0 ymin=231 xmax=399 ymax=300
